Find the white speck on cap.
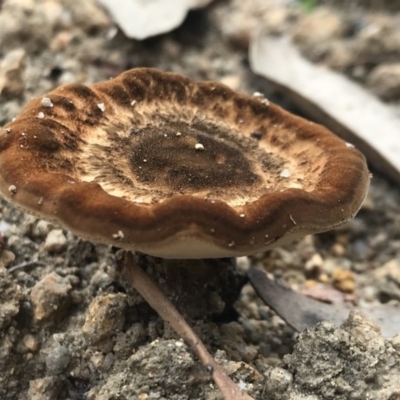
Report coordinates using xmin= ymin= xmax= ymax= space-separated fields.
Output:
xmin=112 ymin=230 xmax=125 ymax=239
xmin=8 ymin=185 xmax=17 ymax=194
xmin=253 ymin=91 xmax=270 ymax=106
xmin=195 ymin=143 xmax=205 ymax=151
xmin=41 ymin=97 xmax=53 ymax=108
xmin=97 ymin=103 xmax=106 ymax=112
xmin=280 ymin=168 xmax=292 ymax=178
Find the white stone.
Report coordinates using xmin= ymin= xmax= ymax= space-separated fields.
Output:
xmin=43 ymin=229 xmax=68 ymax=253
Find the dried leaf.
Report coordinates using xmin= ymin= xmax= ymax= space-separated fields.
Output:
xmin=248 ymin=267 xmax=400 ymax=338
xmin=300 ymin=284 xmax=355 ymax=304
xmin=97 ymin=0 xmax=212 ymax=40
xmin=249 ymin=34 xmax=400 ymax=185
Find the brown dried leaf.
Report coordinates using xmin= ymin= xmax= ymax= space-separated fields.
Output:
xmin=248 ymin=267 xmax=400 ymax=338
xmin=301 ymin=284 xmax=355 ymax=304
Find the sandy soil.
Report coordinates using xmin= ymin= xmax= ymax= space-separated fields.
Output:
xmin=1 ymin=1 xmax=400 ymax=399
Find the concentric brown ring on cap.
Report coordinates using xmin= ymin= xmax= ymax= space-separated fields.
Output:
xmin=0 ymin=68 xmax=369 ymax=258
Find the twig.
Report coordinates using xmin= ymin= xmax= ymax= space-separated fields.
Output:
xmin=7 ymin=261 xmax=46 ymax=273
xmin=119 ymin=251 xmax=255 ymax=400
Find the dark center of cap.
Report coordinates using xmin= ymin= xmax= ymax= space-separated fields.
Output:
xmin=128 ymin=121 xmax=260 ymax=192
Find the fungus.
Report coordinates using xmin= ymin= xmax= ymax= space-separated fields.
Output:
xmin=0 ymin=68 xmax=369 ymax=400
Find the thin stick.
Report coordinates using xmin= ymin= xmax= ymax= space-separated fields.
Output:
xmin=120 ymin=251 xmax=255 ymax=400
xmin=8 ymin=261 xmax=47 ymax=273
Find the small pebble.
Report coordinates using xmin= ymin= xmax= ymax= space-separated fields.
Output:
xmin=28 ymin=377 xmax=61 ymax=400
xmin=0 ymin=269 xmax=23 ymax=330
xmin=102 ymin=352 xmax=116 ymax=371
xmin=43 ymin=229 xmax=68 ymax=253
xmin=0 ymin=249 xmax=16 ymax=268
xmin=368 ymin=62 xmax=400 ymax=100
xmin=0 ymin=48 xmax=27 ymax=98
xmin=83 ymin=293 xmax=127 ymax=343
xmin=30 ymin=272 xmax=72 ymax=321
xmin=265 ymin=367 xmax=293 ymax=393
xmin=332 ymin=242 xmax=345 ymax=256
xmin=45 ymin=345 xmax=71 ymax=374
xmin=305 ymin=253 xmax=323 ymax=273
xmin=236 ymin=256 xmax=250 ymax=272
xmin=332 ymin=268 xmax=355 ymax=293
xmin=34 ymin=220 xmax=53 ymax=238
xmin=23 ymin=334 xmax=40 ymax=352
xmin=374 ymin=259 xmax=400 ymax=285
xmin=90 ymin=352 xmax=104 ymax=369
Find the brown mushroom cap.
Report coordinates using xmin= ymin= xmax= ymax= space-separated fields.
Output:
xmin=0 ymin=68 xmax=369 ymax=258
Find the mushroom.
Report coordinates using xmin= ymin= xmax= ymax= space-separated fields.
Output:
xmin=0 ymin=68 xmax=369 ymax=400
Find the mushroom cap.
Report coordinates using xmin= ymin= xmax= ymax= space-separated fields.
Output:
xmin=0 ymin=68 xmax=369 ymax=259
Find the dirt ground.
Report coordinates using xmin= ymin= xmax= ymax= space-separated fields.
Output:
xmin=1 ymin=1 xmax=400 ymax=399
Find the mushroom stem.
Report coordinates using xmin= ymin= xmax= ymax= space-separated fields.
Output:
xmin=119 ymin=251 xmax=255 ymax=400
